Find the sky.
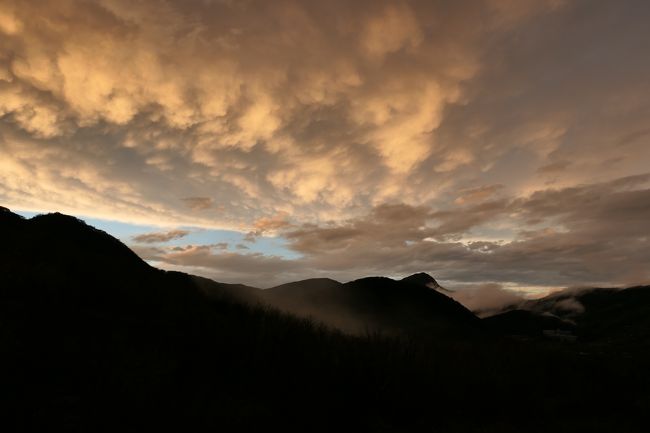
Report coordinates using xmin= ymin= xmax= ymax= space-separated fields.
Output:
xmin=2 ymin=0 xmax=650 ymax=295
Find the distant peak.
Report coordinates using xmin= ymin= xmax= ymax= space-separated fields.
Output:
xmin=401 ymin=272 xmax=440 ymax=288
xmin=299 ymin=278 xmax=341 ymax=284
xmin=269 ymin=277 xmax=342 ymax=291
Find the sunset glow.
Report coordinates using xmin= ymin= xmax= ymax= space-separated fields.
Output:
xmin=2 ymin=0 xmax=649 ymax=291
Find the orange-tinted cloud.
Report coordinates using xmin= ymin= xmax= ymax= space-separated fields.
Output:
xmin=2 ymin=0 xmax=650 ymax=291
xmin=132 ymin=229 xmax=190 ymax=243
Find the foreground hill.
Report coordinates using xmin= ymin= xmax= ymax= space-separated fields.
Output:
xmin=2 ymin=207 xmax=650 ymax=432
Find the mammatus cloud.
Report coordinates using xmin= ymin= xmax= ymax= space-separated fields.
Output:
xmin=182 ymin=197 xmax=214 ymax=211
xmin=454 ymin=185 xmax=504 ymax=205
xmin=132 ymin=229 xmax=190 ymax=244
xmin=0 ymin=0 xmax=581 ymax=227
xmin=1 ymin=0 xmax=650 ymax=293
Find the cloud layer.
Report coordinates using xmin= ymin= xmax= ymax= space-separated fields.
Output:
xmin=2 ymin=0 xmax=650 ymax=291
xmin=136 ymin=175 xmax=650 ymax=289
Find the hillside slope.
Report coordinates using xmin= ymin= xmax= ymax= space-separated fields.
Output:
xmin=2 ymin=207 xmax=650 ymax=432
xmin=263 ymin=274 xmax=479 ymax=335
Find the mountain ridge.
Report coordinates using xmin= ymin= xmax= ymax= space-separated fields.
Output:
xmin=1 ymin=208 xmax=478 ymax=336
xmin=3 ymin=207 xmax=650 ymax=432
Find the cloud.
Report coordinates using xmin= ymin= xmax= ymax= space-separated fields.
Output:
xmin=454 ymin=185 xmax=504 ymax=205
xmin=537 ymin=160 xmax=571 ymax=174
xmin=0 ymin=0 xmax=579 ymax=229
xmin=137 ymin=173 xmax=649 ymax=290
xmin=182 ymin=197 xmax=214 ymax=211
xmin=359 ymin=4 xmax=422 ymax=59
xmin=136 ymin=244 xmax=302 ymax=287
xmin=2 ymin=0 xmax=650 ymax=291
xmin=443 ymin=283 xmax=525 ymax=316
xmin=254 ymin=214 xmax=291 ymax=232
xmin=244 ymin=213 xmax=291 ymax=242
xmin=0 ymin=4 xmax=22 ymax=35
xmin=129 ymin=170 xmax=650 ymax=292
xmin=553 ymin=297 xmax=585 ymax=314
xmin=132 ymin=229 xmax=190 ymax=243
xmin=213 ymin=242 xmax=229 ymax=250
xmin=279 ymin=175 xmax=650 ymax=288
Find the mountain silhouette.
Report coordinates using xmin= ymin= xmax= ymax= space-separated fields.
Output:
xmin=0 ymin=209 xmax=253 ymax=320
xmin=401 ymin=272 xmax=441 ymax=287
xmin=491 ymin=285 xmax=650 ymax=346
xmin=263 ymin=274 xmax=479 ymax=335
xmin=1 ymin=208 xmax=478 ymax=337
xmin=483 ymin=309 xmax=576 ymax=338
xmin=3 ymin=207 xmax=650 ymax=432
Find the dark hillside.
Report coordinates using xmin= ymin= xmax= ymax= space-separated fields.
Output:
xmin=1 ymin=208 xmax=650 ymax=432
xmin=512 ymin=286 xmax=650 ymax=347
xmin=483 ymin=309 xmax=576 ymax=338
xmin=263 ymin=275 xmax=479 ymax=335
